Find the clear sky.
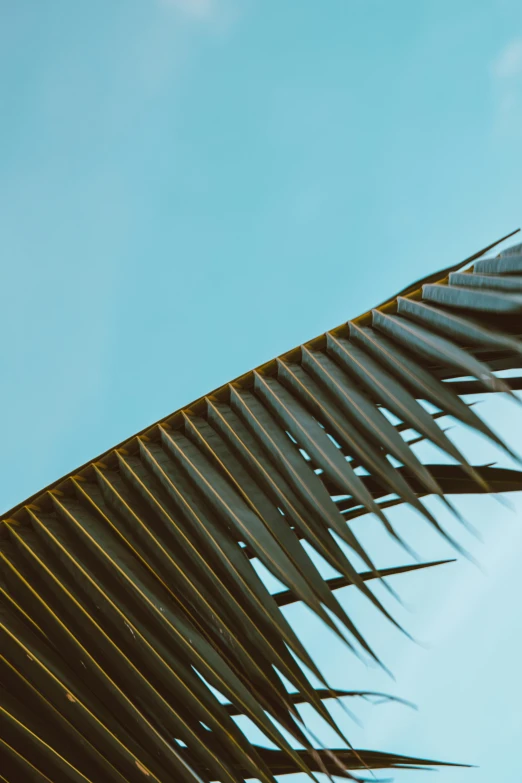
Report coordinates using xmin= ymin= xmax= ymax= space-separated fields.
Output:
xmin=1 ymin=1 xmax=522 ymax=781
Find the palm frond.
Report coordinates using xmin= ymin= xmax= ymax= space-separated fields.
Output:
xmin=273 ymin=559 xmax=455 ymax=606
xmin=1 ymin=233 xmax=521 ymax=782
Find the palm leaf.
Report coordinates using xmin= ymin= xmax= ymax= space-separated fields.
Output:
xmin=1 ymin=233 xmax=521 ymax=781
xmin=177 ymin=746 xmax=469 ymax=780
xmin=273 ymin=559 xmax=456 ymax=607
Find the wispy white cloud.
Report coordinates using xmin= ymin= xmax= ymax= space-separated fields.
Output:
xmin=138 ymin=0 xmax=242 ymax=93
xmin=157 ymin=0 xmax=245 ymax=36
xmin=158 ymin=0 xmax=216 ymax=21
xmin=491 ymin=37 xmax=522 ymax=134
xmin=492 ymin=37 xmax=522 ymax=79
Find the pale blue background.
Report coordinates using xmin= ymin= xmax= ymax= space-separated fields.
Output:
xmin=1 ymin=1 xmax=522 ymax=780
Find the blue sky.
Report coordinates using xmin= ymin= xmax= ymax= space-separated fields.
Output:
xmin=1 ymin=1 xmax=522 ymax=780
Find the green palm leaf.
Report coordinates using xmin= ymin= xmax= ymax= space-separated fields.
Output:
xmin=2 ymin=232 xmax=522 ymax=781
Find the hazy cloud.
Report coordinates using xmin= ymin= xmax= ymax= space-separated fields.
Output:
xmin=492 ymin=37 xmax=522 ymax=79
xmin=158 ymin=0 xmax=216 ymax=20
xmin=491 ymin=37 xmax=522 ymax=134
xmin=157 ymin=0 xmax=245 ymax=36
